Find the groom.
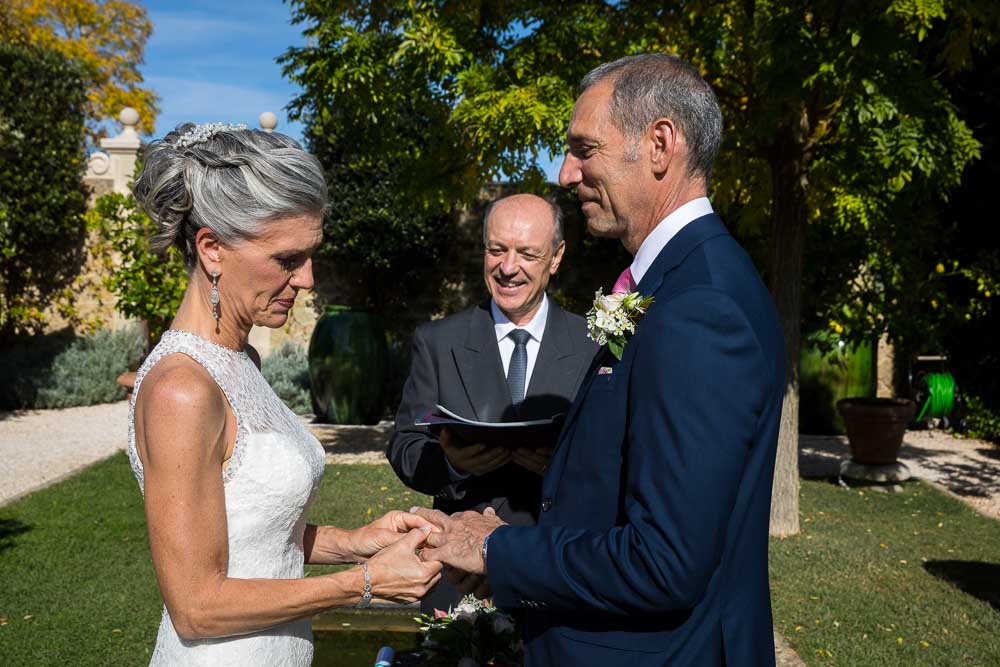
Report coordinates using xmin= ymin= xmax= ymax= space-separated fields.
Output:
xmin=414 ymin=54 xmax=786 ymax=666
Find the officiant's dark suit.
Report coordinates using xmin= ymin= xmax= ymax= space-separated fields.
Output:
xmin=387 ymin=194 xmax=593 ymax=611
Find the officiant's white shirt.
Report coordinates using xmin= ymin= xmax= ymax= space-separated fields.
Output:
xmin=630 ymin=197 xmax=714 ymax=284
xmin=491 ymin=292 xmax=549 ymax=389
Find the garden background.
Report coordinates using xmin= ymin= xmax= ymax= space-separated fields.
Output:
xmin=2 ymin=1 xmax=999 ymax=665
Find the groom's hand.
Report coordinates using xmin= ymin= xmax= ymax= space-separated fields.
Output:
xmin=440 ymin=427 xmax=512 ymax=476
xmin=410 ymin=506 xmax=505 ymax=575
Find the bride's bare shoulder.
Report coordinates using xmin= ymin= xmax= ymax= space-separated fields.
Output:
xmin=137 ymin=353 xmax=226 ymax=421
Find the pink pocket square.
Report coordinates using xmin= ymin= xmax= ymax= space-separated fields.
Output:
xmin=597 ymin=366 xmax=613 ymax=375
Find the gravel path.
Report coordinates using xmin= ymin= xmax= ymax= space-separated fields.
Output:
xmin=800 ymin=430 xmax=1000 ymax=519
xmin=0 ymin=401 xmax=129 ymax=507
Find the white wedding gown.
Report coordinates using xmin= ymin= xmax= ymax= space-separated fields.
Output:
xmin=127 ymin=329 xmax=326 ymax=666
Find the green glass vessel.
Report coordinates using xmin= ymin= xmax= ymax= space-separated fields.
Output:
xmin=308 ymin=306 xmax=388 ymax=424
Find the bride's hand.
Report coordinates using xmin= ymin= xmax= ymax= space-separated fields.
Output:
xmin=365 ymin=526 xmax=443 ymax=604
xmin=350 ymin=510 xmax=438 ymax=560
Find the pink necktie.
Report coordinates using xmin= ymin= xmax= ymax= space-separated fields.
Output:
xmin=612 ymin=267 xmax=636 ymax=294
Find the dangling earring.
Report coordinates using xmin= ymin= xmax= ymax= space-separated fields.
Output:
xmin=210 ymin=272 xmax=220 ymax=320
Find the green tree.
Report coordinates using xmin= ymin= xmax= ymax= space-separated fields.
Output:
xmin=282 ymin=0 xmax=993 ymax=535
xmin=0 ymin=42 xmax=89 ymax=343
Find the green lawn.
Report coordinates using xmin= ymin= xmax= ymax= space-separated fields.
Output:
xmin=771 ymin=480 xmax=1000 ymax=665
xmin=1 ymin=454 xmax=999 ymax=665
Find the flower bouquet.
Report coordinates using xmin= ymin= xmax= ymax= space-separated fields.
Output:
xmin=416 ymin=595 xmax=523 ymax=666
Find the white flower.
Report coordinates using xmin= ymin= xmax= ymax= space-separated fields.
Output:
xmin=492 ymin=613 xmax=516 ymax=634
xmin=596 ymin=291 xmax=627 ymax=312
xmin=452 ymin=602 xmax=479 ymax=624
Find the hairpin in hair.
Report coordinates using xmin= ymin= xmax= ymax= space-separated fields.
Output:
xmin=175 ymin=122 xmax=249 ymax=149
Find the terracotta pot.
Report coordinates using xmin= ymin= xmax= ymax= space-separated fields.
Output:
xmin=117 ymin=371 xmax=137 ymax=403
xmin=836 ymin=397 xmax=917 ymax=465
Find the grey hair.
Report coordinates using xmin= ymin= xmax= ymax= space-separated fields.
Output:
xmin=482 ymin=196 xmax=564 ymax=249
xmin=580 ymin=53 xmax=723 ymax=184
xmin=132 ymin=123 xmax=328 ymax=267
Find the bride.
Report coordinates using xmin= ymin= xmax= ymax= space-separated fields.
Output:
xmin=127 ymin=122 xmax=441 ymax=665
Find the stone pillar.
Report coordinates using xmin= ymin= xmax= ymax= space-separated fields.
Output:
xmin=84 ymin=107 xmax=142 ymax=196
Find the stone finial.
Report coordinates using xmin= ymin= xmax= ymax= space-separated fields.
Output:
xmin=117 ymin=107 xmax=140 ymax=140
xmin=259 ymin=112 xmax=278 ymax=133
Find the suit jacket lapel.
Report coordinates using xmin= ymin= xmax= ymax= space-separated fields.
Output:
xmin=548 ymin=214 xmax=731 ymax=477
xmin=451 ymin=301 xmax=511 ymax=422
xmin=524 ymin=305 xmax=580 ymax=403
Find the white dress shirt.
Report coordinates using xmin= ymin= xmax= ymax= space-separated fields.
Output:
xmin=630 ymin=197 xmax=714 ymax=284
xmin=491 ymin=293 xmax=549 ymax=390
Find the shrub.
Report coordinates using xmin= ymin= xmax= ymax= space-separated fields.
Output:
xmin=1 ymin=327 xmax=144 ymax=410
xmin=261 ymin=343 xmax=312 ymax=415
xmin=87 ymin=192 xmax=189 ymax=347
xmin=0 ymin=42 xmax=89 ymax=342
xmin=964 ymin=394 xmax=1000 ymax=445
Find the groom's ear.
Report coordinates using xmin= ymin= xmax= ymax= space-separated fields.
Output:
xmin=649 ymin=117 xmax=679 ymax=177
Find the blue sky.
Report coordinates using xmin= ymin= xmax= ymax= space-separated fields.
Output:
xmin=139 ymin=0 xmax=306 ymax=139
xmin=138 ymin=0 xmax=562 ymax=181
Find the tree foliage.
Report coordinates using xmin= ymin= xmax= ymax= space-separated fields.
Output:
xmin=282 ymin=0 xmax=997 ymax=533
xmin=1 ymin=0 xmax=158 ymax=140
xmin=86 ymin=192 xmax=188 ymax=346
xmin=0 ymin=41 xmax=89 ymax=343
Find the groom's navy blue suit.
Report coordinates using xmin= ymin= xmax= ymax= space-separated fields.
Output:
xmin=487 ymin=214 xmax=785 ymax=666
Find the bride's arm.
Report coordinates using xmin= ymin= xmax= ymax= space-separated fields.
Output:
xmin=135 ymin=360 xmax=441 ymax=641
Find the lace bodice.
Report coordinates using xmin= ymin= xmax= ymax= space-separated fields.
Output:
xmin=127 ymin=329 xmax=325 ymax=666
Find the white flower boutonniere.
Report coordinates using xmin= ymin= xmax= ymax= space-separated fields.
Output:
xmin=586 ymin=289 xmax=654 ymax=360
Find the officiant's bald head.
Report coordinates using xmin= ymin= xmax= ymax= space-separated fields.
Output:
xmin=482 ymin=194 xmax=566 ymax=326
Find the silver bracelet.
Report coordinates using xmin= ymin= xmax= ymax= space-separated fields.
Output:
xmin=357 ymin=561 xmax=372 ymax=608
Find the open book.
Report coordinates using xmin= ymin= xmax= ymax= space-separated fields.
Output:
xmin=416 ymin=404 xmax=565 ymax=448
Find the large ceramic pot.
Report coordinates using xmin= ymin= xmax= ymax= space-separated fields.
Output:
xmin=308 ymin=306 xmax=388 ymax=425
xmin=836 ymin=397 xmax=917 ymax=465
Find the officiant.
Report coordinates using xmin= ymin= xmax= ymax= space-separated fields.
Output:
xmin=387 ymin=193 xmax=593 ymax=611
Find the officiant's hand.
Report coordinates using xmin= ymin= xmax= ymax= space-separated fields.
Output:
xmin=350 ymin=510 xmax=439 ymax=560
xmin=440 ymin=427 xmax=512 ymax=476
xmin=411 ymin=506 xmax=505 ymax=575
xmin=447 ymin=568 xmax=492 ymax=600
xmin=511 ymin=446 xmax=554 ymax=476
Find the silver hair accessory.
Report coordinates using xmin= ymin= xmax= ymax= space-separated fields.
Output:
xmin=210 ymin=272 xmax=220 ymax=320
xmin=175 ymin=122 xmax=249 ymax=149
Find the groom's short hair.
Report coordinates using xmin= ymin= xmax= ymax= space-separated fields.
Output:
xmin=580 ymin=53 xmax=723 ymax=184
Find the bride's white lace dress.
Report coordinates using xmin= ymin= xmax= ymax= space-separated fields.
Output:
xmin=127 ymin=329 xmax=326 ymax=666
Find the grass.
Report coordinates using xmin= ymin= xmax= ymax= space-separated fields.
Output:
xmin=0 ymin=453 xmax=428 ymax=666
xmin=770 ymin=479 xmax=1000 ymax=665
xmin=2 ymin=455 xmax=999 ymax=665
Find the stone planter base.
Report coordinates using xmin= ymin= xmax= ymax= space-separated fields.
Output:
xmin=839 ymin=459 xmax=912 ymax=493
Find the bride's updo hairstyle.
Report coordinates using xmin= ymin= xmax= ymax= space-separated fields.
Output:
xmin=133 ymin=123 xmax=327 ymax=268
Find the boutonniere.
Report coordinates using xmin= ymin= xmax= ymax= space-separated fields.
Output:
xmin=586 ymin=289 xmax=654 ymax=360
